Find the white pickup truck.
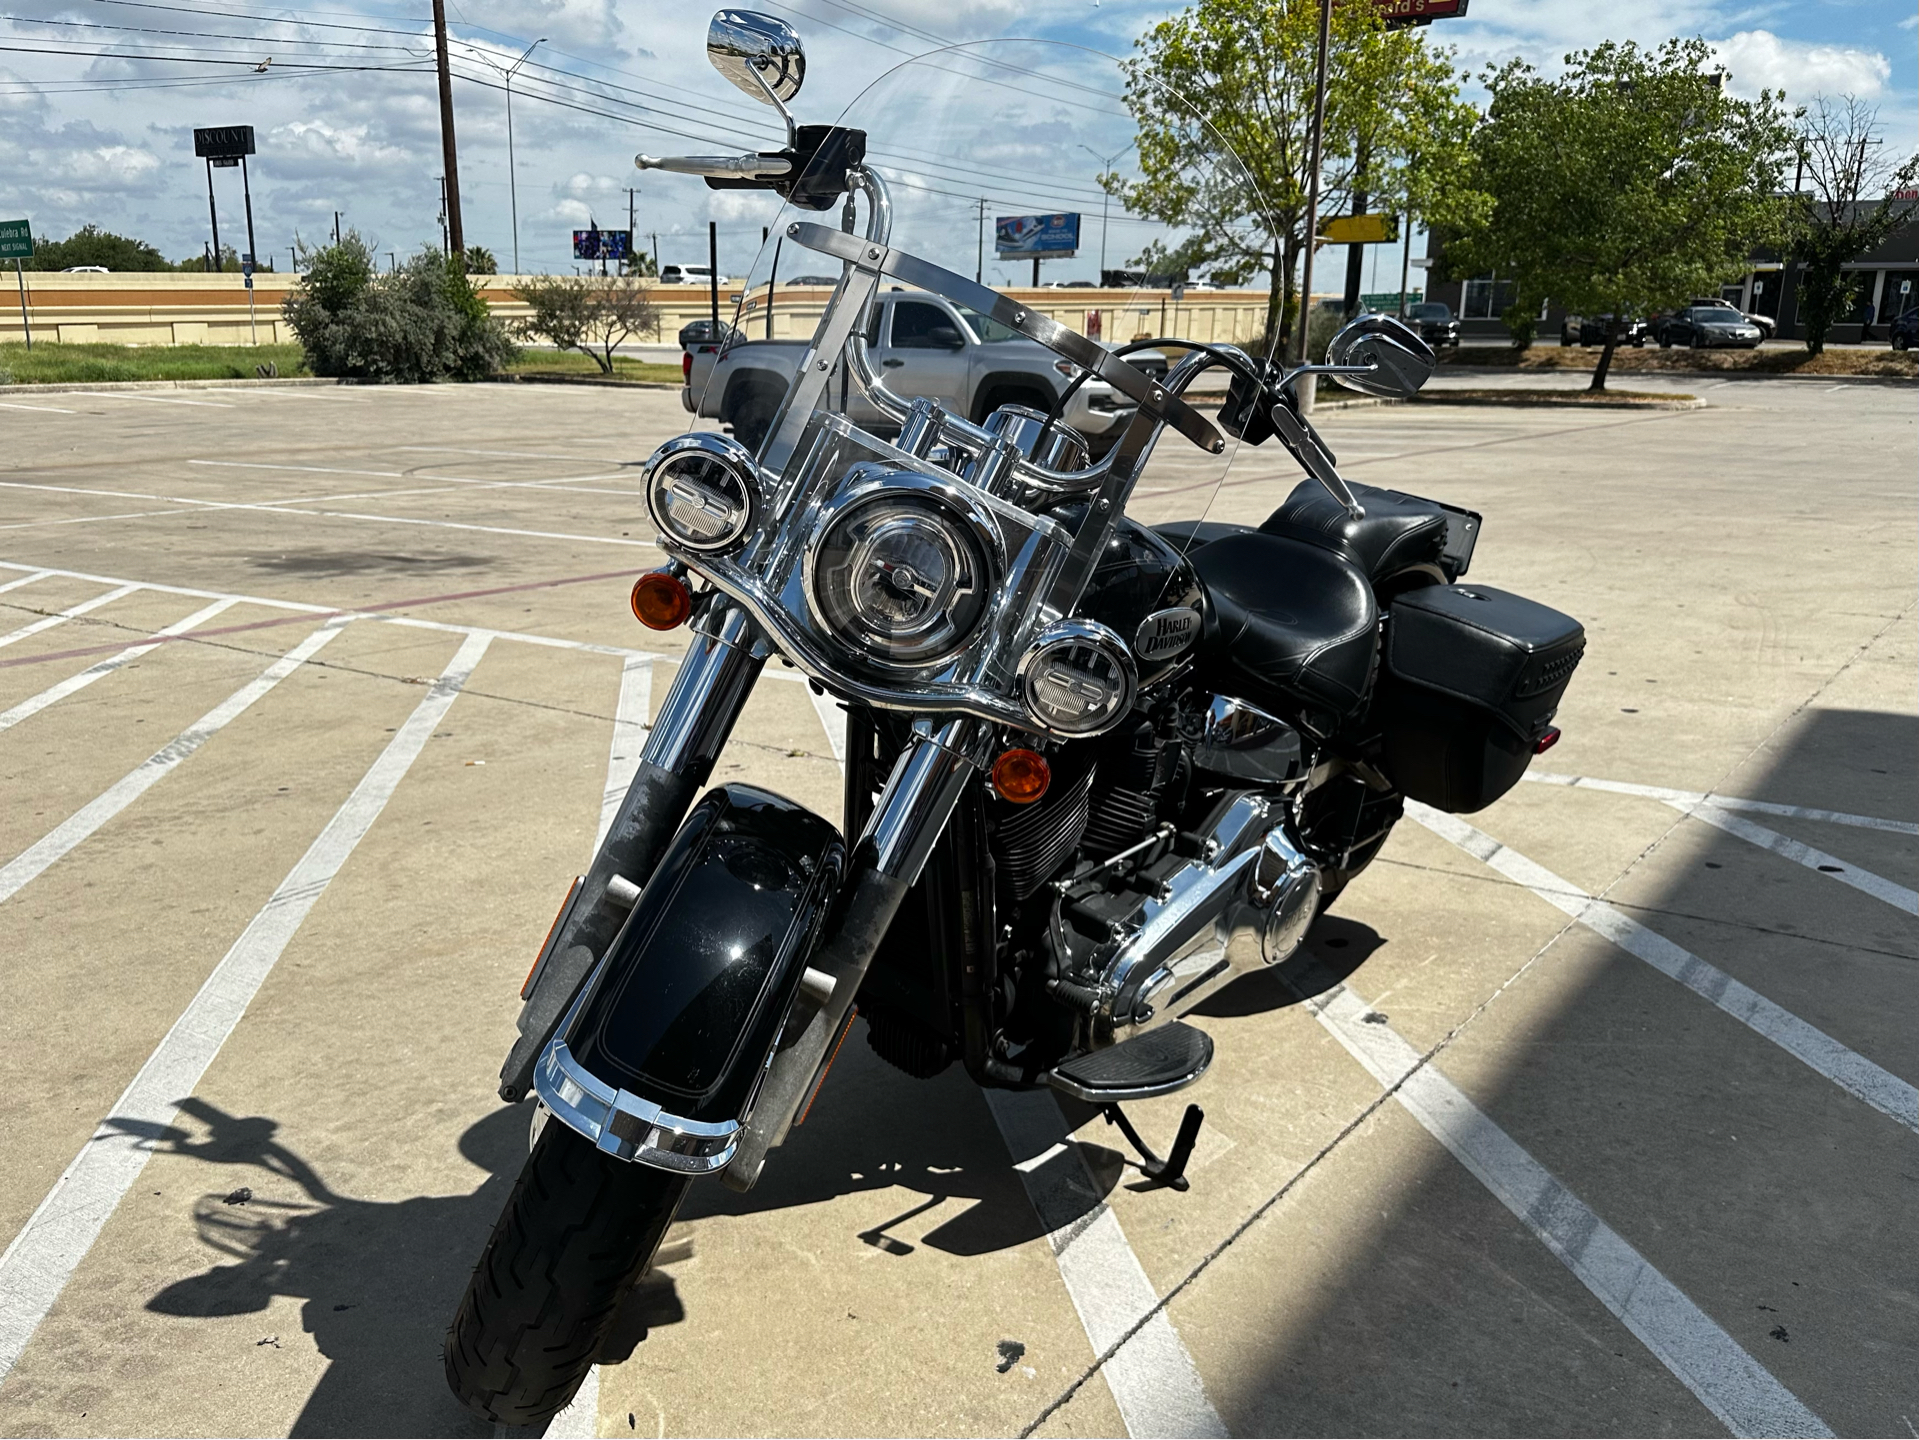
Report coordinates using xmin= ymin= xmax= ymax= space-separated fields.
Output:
xmin=683 ymin=288 xmax=1165 ymax=451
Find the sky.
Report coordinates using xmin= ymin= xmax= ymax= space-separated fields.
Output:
xmin=0 ymin=0 xmax=1911 ymax=284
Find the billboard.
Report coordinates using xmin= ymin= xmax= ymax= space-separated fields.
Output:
xmin=1317 ymin=213 xmax=1400 ymax=245
xmin=996 ymin=213 xmax=1080 ymax=258
xmin=572 ymin=228 xmax=632 ymax=261
xmin=194 ymin=126 xmax=256 ymax=160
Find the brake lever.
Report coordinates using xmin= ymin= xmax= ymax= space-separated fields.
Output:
xmin=635 ymin=153 xmax=794 ymax=180
xmin=1267 ymin=401 xmax=1365 ymax=521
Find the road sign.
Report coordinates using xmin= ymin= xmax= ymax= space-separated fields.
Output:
xmin=1318 ymin=213 xmax=1400 ymax=245
xmin=573 ymin=228 xmax=631 ymax=261
xmin=996 ymin=214 xmax=1080 ymax=258
xmin=1365 ymin=0 xmax=1469 ymax=23
xmin=0 ymin=218 xmax=30 ymax=260
xmin=1362 ymin=289 xmax=1421 ymax=309
xmin=194 ymin=125 xmax=255 ymax=160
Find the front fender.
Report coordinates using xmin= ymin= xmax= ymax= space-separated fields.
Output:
xmin=535 ymin=784 xmax=844 ymax=1172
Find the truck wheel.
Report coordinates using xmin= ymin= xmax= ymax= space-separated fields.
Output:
xmin=445 ymin=1121 xmax=689 ymax=1427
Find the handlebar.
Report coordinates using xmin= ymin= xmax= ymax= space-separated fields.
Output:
xmin=634 ymin=153 xmax=794 ymax=180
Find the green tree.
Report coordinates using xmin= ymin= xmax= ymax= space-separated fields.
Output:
xmin=463 ymin=245 xmax=500 ymax=275
xmin=284 ymin=236 xmax=515 ymax=382
xmin=1787 ymin=95 xmax=1919 ymax=354
xmin=514 ymin=275 xmax=662 ymax=374
xmin=25 ymin=224 xmax=172 ymax=272
xmin=1112 ymin=0 xmax=1475 ymax=353
xmin=1450 ymin=38 xmax=1794 ymax=391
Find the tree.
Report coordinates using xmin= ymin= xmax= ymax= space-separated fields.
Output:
xmin=284 ymin=236 xmax=516 ymax=382
xmin=514 ymin=275 xmax=662 ymax=374
xmin=1450 ymin=38 xmax=1795 ymax=391
xmin=1788 ymin=95 xmax=1919 ymax=354
xmin=1113 ymin=0 xmax=1475 ymax=352
xmin=463 ymin=246 xmax=500 ymax=275
xmin=25 ymin=224 xmax=172 ymax=272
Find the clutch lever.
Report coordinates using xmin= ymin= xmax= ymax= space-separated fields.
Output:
xmin=1267 ymin=400 xmax=1365 ymax=521
xmin=635 ymin=152 xmax=794 ymax=180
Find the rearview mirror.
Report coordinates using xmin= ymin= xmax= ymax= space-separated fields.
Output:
xmin=707 ymin=10 xmax=806 ymax=106
xmin=1326 ymin=314 xmax=1435 ymax=398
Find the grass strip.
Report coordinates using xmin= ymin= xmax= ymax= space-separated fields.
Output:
xmin=0 ymin=341 xmax=307 ymax=385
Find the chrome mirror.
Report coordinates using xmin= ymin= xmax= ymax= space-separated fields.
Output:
xmin=1326 ymin=314 xmax=1435 ymax=398
xmin=707 ymin=10 xmax=806 ymax=107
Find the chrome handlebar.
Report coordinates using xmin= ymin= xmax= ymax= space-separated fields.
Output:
xmin=634 ymin=152 xmax=794 ymax=179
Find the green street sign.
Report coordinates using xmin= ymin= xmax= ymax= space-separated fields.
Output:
xmin=0 ymin=218 xmax=31 ymax=260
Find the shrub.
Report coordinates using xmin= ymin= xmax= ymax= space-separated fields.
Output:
xmin=514 ymin=275 xmax=662 ymax=374
xmin=284 ymin=237 xmax=516 ymax=382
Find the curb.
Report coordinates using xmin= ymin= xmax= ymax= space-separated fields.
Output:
xmin=1437 ymin=364 xmax=1914 ymax=387
xmin=0 ymin=376 xmax=337 ymax=395
xmin=499 ymin=373 xmax=681 ymax=392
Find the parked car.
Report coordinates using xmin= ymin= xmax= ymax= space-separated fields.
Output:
xmin=660 ymin=263 xmax=730 ymax=286
xmin=1653 ymin=299 xmax=1773 ymax=344
xmin=686 ymin=288 xmax=1158 ymax=452
xmin=1657 ymin=305 xmax=1764 ymax=349
xmin=780 ymin=274 xmax=841 ymax=286
xmin=60 ymin=265 xmax=110 ymax=274
xmin=1559 ymin=314 xmax=1648 ymax=347
xmin=1404 ymin=300 xmax=1461 ymax=350
xmin=677 ymin=318 xmax=741 ymax=349
xmin=1890 ymin=306 xmax=1919 ymax=351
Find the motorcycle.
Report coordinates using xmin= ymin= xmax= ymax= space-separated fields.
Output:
xmin=445 ymin=16 xmax=1587 ymax=1426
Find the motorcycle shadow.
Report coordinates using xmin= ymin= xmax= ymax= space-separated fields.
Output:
xmin=1190 ymin=913 xmax=1385 ymax=1018
xmin=120 ymin=1096 xmax=528 ymax=1438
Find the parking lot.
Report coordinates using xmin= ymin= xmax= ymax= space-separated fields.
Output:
xmin=0 ymin=374 xmax=1911 ymax=1438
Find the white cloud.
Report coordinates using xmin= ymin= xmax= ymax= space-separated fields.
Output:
xmin=1711 ymin=30 xmax=1892 ymax=100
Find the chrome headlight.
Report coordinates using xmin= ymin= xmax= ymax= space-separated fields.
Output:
xmin=644 ymin=433 xmax=759 ymax=553
xmin=805 ymin=486 xmax=992 ymax=667
xmin=1018 ymin=620 xmax=1136 ymax=736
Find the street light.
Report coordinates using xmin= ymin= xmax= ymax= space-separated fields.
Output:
xmin=1078 ymin=141 xmax=1131 ymax=283
xmin=471 ymin=37 xmax=546 ymax=274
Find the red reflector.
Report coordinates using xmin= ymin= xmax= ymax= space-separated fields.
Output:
xmin=1535 ymin=726 xmax=1562 ymax=755
xmin=681 ymin=350 xmax=693 ymax=381
xmin=631 ymin=571 xmax=692 ymax=630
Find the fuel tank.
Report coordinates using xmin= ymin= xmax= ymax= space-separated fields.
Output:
xmin=1071 ymin=514 xmax=1205 ymax=687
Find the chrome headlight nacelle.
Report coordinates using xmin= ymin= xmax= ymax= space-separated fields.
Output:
xmin=1018 ymin=619 xmax=1136 ymax=736
xmin=802 ymin=466 xmax=1000 ymax=669
xmin=644 ymin=433 xmax=761 ymax=554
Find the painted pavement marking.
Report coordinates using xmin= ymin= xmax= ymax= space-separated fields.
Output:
xmin=0 ymin=599 xmax=237 ymax=735
xmin=1409 ymin=804 xmax=1918 ymax=1133
xmin=1663 ymin=799 xmax=1917 ymax=916
xmin=0 ymin=633 xmax=491 ymax=1387
xmin=0 ymin=583 xmax=140 ymax=653
xmin=1524 ymin=770 xmax=1918 ymax=837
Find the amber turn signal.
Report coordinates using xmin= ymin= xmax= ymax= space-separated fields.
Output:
xmin=991 ymin=747 xmax=1051 ymax=805
xmin=631 ymin=570 xmax=692 ymax=630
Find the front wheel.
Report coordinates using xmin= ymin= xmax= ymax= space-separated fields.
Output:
xmin=445 ymin=1119 xmax=690 ymax=1426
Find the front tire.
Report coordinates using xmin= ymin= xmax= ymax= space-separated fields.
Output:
xmin=445 ymin=1121 xmax=690 ymax=1426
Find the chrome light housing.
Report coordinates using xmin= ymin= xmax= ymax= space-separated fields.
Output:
xmin=1018 ymin=619 xmax=1136 ymax=736
xmin=644 ymin=433 xmax=760 ymax=553
xmin=803 ymin=470 xmax=996 ymax=668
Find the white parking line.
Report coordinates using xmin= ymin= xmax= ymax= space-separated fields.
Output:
xmin=64 ymin=391 xmax=233 ymax=408
xmin=985 ymin=1089 xmax=1227 ymax=1439
xmin=1667 ymin=799 xmax=1918 ymax=915
xmin=598 ymin=656 xmax=654 ymax=849
xmin=0 ymin=570 xmax=51 ymax=596
xmin=0 ymin=583 xmax=140 ymax=653
xmin=0 ymin=621 xmax=349 ymax=906
xmin=1525 ymin=770 xmax=1919 ymax=836
xmin=1307 ymin=978 xmax=1834 ymax=1439
xmin=0 ymin=631 xmax=490 ymax=1388
xmin=0 ymin=598 xmax=237 ymax=734
xmin=1409 ymin=804 xmax=1919 ymax=1132
xmin=0 ymin=400 xmax=77 ymax=414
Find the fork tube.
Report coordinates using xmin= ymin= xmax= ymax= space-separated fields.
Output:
xmin=499 ymin=603 xmax=766 ymax=1101
xmin=723 ymin=717 xmax=988 ymax=1188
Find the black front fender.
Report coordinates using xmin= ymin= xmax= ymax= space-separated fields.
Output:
xmin=537 ymin=785 xmax=844 ymax=1168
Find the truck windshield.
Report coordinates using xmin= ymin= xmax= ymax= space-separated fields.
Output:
xmin=955 ymin=304 xmax=1022 ymax=343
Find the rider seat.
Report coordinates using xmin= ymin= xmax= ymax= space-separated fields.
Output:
xmin=1187 ymin=531 xmax=1379 ymax=725
xmin=1257 ymin=479 xmax=1450 ymax=578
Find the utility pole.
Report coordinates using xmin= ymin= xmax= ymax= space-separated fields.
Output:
xmin=1342 ymin=139 xmax=1368 ymax=317
xmin=204 ymin=159 xmax=221 ymax=272
xmin=628 ymin=188 xmax=638 ymax=275
xmin=1078 ymin=143 xmax=1129 ymax=284
xmin=431 ymin=0 xmax=465 ymax=268
xmin=1398 ymin=211 xmax=1413 ymax=317
xmin=976 ymin=198 xmax=986 ymax=283
xmin=333 ymin=209 xmax=341 ymax=245
xmin=1296 ymin=0 xmax=1332 ymax=412
xmin=708 ymin=221 xmax=720 ymax=330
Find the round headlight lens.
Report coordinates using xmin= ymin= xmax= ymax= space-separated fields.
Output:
xmin=808 ymin=494 xmax=989 ymax=666
xmin=644 ymin=435 xmax=758 ymax=553
xmin=1019 ymin=621 xmax=1137 ymax=736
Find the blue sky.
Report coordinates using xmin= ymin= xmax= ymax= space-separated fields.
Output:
xmin=0 ymin=0 xmax=1911 ymax=282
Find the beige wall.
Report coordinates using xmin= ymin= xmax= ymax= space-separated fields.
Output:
xmin=0 ymin=272 xmax=1273 ymax=351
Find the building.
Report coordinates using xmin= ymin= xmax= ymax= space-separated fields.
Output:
xmin=1419 ymin=200 xmax=1919 ymax=342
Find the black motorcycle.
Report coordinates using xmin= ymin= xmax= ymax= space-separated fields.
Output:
xmin=445 ymin=18 xmax=1585 ymax=1426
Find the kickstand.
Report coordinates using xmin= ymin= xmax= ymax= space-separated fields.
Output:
xmin=1101 ymin=1102 xmax=1204 ymax=1192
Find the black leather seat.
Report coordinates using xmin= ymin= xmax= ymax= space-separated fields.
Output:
xmin=1258 ymin=479 xmax=1448 ymax=578
xmin=1189 ymin=532 xmax=1379 ymax=722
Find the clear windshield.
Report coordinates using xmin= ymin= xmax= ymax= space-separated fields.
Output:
xmin=682 ymin=39 xmax=1275 ymax=558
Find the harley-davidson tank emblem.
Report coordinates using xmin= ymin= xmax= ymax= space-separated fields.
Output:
xmin=1133 ymin=606 xmax=1200 ymax=662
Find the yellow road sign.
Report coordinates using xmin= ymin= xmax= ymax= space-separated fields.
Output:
xmin=1318 ymin=213 xmax=1400 ymax=245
